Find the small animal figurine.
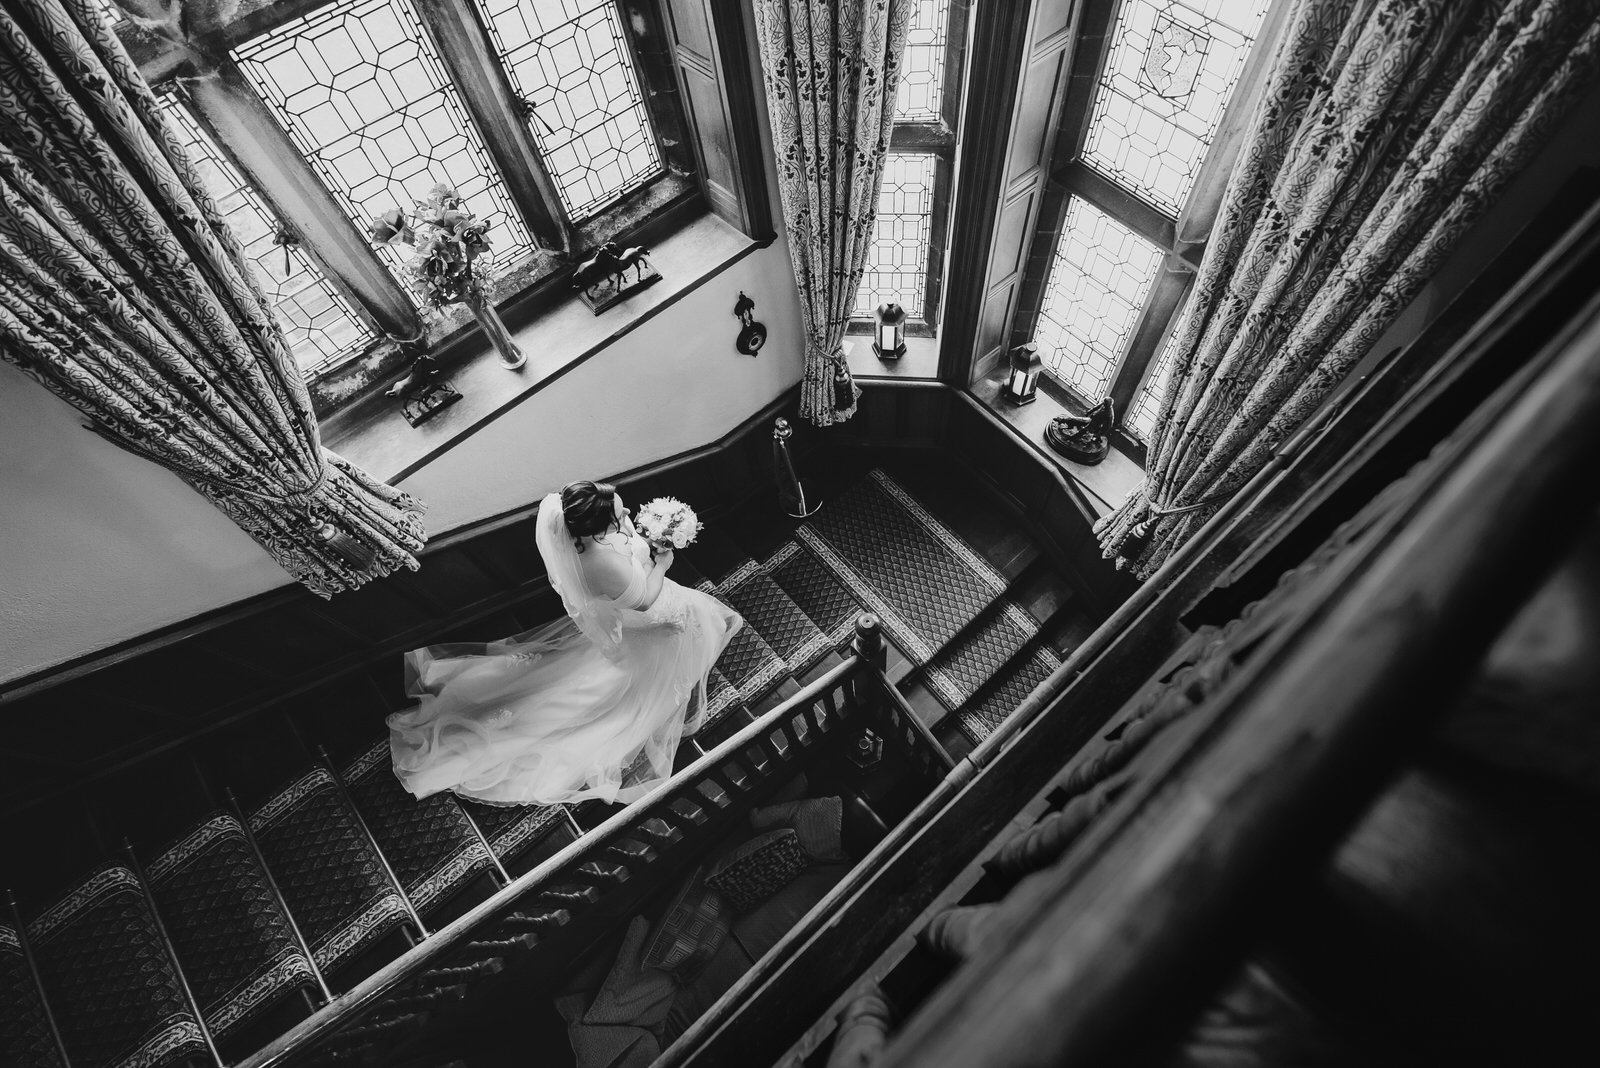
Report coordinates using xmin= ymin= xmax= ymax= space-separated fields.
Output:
xmin=1044 ymin=397 xmax=1115 ymax=465
xmin=613 ymin=244 xmax=652 ymax=285
xmin=572 ymin=242 xmax=622 ymax=299
xmin=384 ymin=354 xmax=442 ymax=399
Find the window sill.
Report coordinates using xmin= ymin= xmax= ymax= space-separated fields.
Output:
xmin=971 ymin=372 xmax=1144 ymax=520
xmin=321 ymin=211 xmax=760 ymax=484
xmin=844 ymin=334 xmax=941 ymax=380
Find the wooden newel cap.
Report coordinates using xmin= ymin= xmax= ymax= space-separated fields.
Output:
xmin=854 ymin=613 xmax=882 ymax=643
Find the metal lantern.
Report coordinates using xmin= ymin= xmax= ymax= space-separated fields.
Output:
xmin=1003 ymin=342 xmax=1042 ymax=404
xmin=873 ymin=302 xmax=907 ymax=360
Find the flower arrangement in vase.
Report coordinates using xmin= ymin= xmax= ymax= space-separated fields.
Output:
xmin=370 ymin=182 xmax=525 ymax=370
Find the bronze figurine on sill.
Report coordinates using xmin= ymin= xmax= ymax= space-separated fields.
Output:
xmin=1044 ymin=397 xmax=1114 ymax=466
xmin=385 ymin=354 xmax=461 ymax=427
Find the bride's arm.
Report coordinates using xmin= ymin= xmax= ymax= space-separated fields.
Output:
xmin=637 ymin=547 xmax=673 ymax=608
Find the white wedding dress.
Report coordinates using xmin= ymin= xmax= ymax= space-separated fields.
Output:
xmin=388 ymin=495 xmax=742 ymax=807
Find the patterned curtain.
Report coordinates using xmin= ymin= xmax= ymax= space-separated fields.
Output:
xmin=754 ymin=0 xmax=910 ymax=427
xmin=0 ymin=0 xmax=426 ymax=596
xmin=1096 ymin=0 xmax=1600 ymax=577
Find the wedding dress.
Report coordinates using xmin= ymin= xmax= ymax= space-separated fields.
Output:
xmin=388 ymin=494 xmax=742 ymax=807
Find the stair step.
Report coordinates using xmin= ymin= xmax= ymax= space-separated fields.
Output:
xmin=452 ymin=799 xmax=567 ymax=866
xmin=722 ymin=570 xmax=832 ymax=673
xmin=340 ymin=741 xmax=497 ymax=915
xmin=951 ymin=641 xmax=1063 ymax=745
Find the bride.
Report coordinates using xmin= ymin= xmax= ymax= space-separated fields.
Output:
xmin=388 ymin=481 xmax=743 ymax=807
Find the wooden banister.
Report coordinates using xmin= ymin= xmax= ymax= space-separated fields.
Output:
xmin=235 ymin=655 xmax=867 ymax=1068
xmin=877 ymin=281 xmax=1600 ymax=1067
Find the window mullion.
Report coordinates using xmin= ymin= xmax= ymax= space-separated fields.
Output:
xmin=412 ymin=0 xmax=575 ymax=253
xmin=188 ymin=59 xmax=423 ymax=343
xmin=1106 ymin=258 xmax=1190 ymax=426
xmin=1058 ymin=160 xmax=1176 ymax=251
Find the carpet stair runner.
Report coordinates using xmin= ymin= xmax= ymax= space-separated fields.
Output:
xmin=689 ymin=468 xmax=1079 ymax=750
xmin=1 ymin=465 xmax=1087 ymax=1068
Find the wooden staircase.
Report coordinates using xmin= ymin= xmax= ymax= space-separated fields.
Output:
xmin=0 ymin=457 xmax=1100 ymax=1068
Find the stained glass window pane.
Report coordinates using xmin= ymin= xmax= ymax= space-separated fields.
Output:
xmin=1128 ymin=291 xmax=1189 ymax=441
xmin=233 ymin=0 xmax=535 ymax=301
xmin=1035 ymin=196 xmax=1163 ymax=398
xmin=896 ymin=0 xmax=948 ymax=122
xmin=159 ymin=92 xmax=374 ymax=374
xmin=1083 ymin=0 xmax=1270 ymax=214
xmin=472 ymin=0 xmax=662 ymax=220
xmin=854 ymin=153 xmax=935 ymax=319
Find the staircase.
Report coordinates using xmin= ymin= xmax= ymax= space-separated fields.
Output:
xmin=0 ymin=454 xmax=1099 ymax=1068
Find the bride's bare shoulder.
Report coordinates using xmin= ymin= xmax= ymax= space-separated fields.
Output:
xmin=579 ymin=541 xmax=634 ymax=599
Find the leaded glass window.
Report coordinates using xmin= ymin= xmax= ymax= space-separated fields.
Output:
xmin=159 ymin=92 xmax=374 ymax=373
xmin=1035 ymin=197 xmax=1163 ymax=398
xmin=471 ymin=0 xmax=662 ymax=219
xmin=232 ymin=0 xmax=536 ymax=300
xmin=1082 ymin=0 xmax=1270 ymax=214
xmin=855 ymin=153 xmax=936 ymax=319
xmin=1127 ymin=292 xmax=1188 ymax=440
xmin=897 ymin=0 xmax=949 ymax=122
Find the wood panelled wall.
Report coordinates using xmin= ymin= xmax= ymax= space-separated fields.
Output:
xmin=0 ymin=381 xmax=1132 ymax=818
xmin=0 ymin=387 xmax=803 ymax=817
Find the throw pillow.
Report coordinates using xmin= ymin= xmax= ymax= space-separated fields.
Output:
xmin=749 ymin=796 xmax=846 ymax=861
xmin=704 ymin=828 xmax=809 ymax=911
xmin=642 ymin=866 xmax=730 ymax=981
xmin=585 ymin=916 xmax=676 ymax=1030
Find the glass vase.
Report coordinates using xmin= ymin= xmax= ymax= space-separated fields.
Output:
xmin=465 ymin=286 xmax=524 ymax=370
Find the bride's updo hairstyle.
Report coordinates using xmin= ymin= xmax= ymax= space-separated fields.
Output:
xmin=561 ymin=480 xmax=619 ymax=552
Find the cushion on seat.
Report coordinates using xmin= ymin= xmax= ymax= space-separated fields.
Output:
xmin=27 ymin=867 xmax=207 ymax=1068
xmin=249 ymin=767 xmax=412 ymax=971
xmin=148 ymin=812 xmax=318 ymax=1037
xmin=584 ymin=916 xmax=675 ymax=1030
xmin=730 ymin=863 xmax=852 ymax=963
xmin=704 ymin=829 xmax=808 ymax=912
xmin=642 ymin=866 xmax=729 ymax=980
xmin=343 ymin=741 xmax=495 ymax=912
xmin=748 ymin=796 xmax=846 ymax=861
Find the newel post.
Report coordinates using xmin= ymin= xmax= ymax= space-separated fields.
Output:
xmin=852 ymin=613 xmax=887 ymax=704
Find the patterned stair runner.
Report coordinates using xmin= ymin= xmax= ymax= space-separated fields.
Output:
xmin=953 ymin=642 xmax=1064 ymax=744
xmin=919 ymin=600 xmax=1060 ymax=712
xmin=796 ymin=470 xmax=1011 ymax=665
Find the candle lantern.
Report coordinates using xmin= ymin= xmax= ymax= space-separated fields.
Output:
xmin=1003 ymin=342 xmax=1042 ymax=404
xmin=873 ymin=302 xmax=907 ymax=360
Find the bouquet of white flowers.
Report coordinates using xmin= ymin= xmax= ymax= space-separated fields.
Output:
xmin=634 ymin=497 xmax=701 ymax=554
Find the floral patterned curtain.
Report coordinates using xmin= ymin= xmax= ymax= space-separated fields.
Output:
xmin=1097 ymin=0 xmax=1600 ymax=577
xmin=754 ymin=0 xmax=909 ymax=426
xmin=0 ymin=0 xmax=426 ymax=596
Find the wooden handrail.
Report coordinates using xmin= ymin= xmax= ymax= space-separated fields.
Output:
xmin=660 ymin=188 xmax=1600 ymax=1068
xmin=877 ymin=282 xmax=1600 ymax=1067
xmin=235 ymin=655 xmax=865 ymax=1068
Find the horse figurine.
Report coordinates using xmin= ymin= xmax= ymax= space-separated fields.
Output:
xmin=572 ymin=242 xmax=622 ymax=299
xmin=613 ymin=244 xmax=652 ymax=285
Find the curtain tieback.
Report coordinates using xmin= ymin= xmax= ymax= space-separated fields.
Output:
xmin=1145 ymin=489 xmax=1232 ymax=520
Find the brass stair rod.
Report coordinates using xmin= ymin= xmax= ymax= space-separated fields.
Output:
xmin=223 ymin=787 xmax=334 ymax=1003
xmin=122 ymin=839 xmax=226 ymax=1068
xmin=315 ymin=746 xmax=429 ymax=939
xmin=7 ymin=889 xmax=73 ymax=1068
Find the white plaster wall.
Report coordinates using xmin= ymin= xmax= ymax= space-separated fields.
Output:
xmin=0 ymin=359 xmax=293 ymax=679
xmin=0 ymin=237 xmax=804 ymax=685
xmin=397 ymin=238 xmax=805 ymax=531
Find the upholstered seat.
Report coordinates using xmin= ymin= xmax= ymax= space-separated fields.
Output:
xmin=341 ymin=741 xmax=496 ymax=912
xmin=25 ymin=867 xmax=207 ymax=1068
xmin=147 ymin=812 xmax=319 ymax=1036
xmin=248 ymin=769 xmax=412 ymax=972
